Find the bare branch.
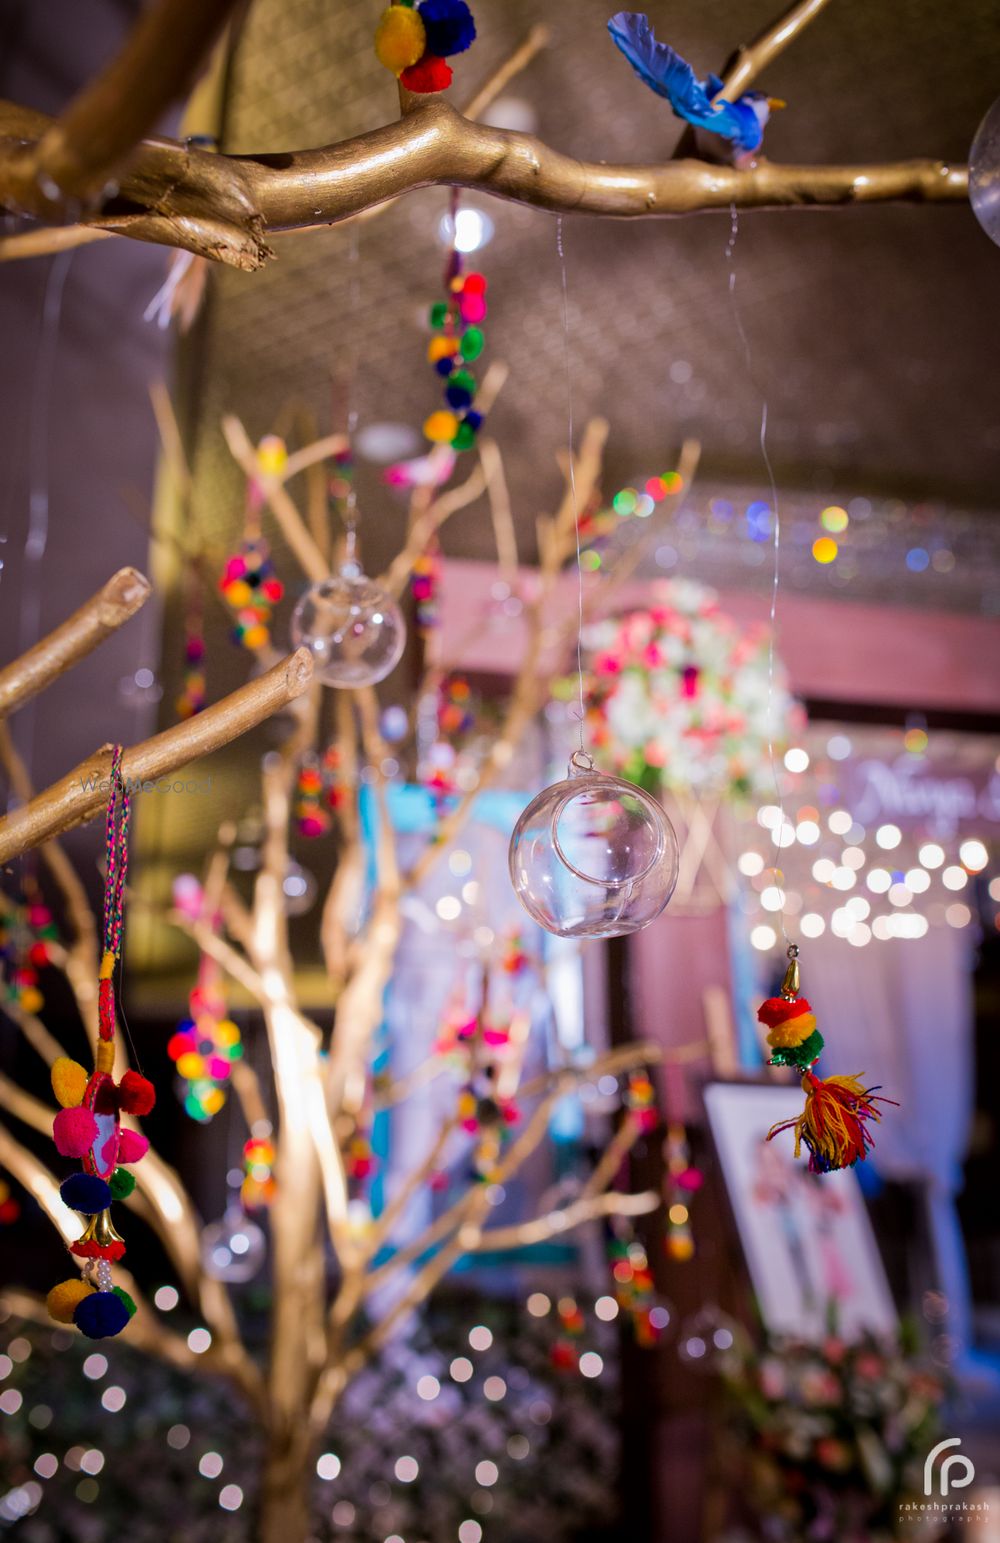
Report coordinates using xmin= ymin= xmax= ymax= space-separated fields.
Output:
xmin=0 ymin=567 xmax=151 ymax=719
xmin=469 ymin=1189 xmax=658 ymax=1251
xmin=0 ymin=97 xmax=968 ymax=270
xmin=0 ymin=649 xmax=314 ymax=863
xmin=0 ymin=0 xmax=240 ymax=219
xmin=719 ymin=0 xmax=834 ymax=98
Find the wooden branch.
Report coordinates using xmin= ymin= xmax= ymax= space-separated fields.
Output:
xmin=0 ymin=567 xmax=151 ymax=719
xmin=719 ymin=0 xmax=834 ymax=98
xmin=0 ymin=0 xmax=240 ymax=219
xmin=222 ymin=416 xmax=330 ymax=583
xmin=0 ymin=649 xmax=314 ymax=863
xmin=0 ymin=95 xmax=968 ymax=270
xmin=470 ymin=1188 xmax=658 ymax=1251
xmin=461 ymin=24 xmax=551 ymax=121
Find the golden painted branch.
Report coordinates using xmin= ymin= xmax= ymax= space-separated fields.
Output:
xmin=222 ymin=415 xmax=331 ymax=583
xmin=719 ymin=0 xmax=834 ymax=98
xmin=0 ymin=96 xmax=969 ymax=271
xmin=0 ymin=0 xmax=240 ymax=219
xmin=0 ymin=648 xmax=314 ymax=863
xmin=0 ymin=567 xmax=151 ymax=719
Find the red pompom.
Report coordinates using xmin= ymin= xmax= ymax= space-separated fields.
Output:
xmin=400 ymin=53 xmax=452 ymax=92
xmin=117 ymin=1070 xmax=156 ymax=1117
xmin=117 ymin=1129 xmax=149 ymax=1164
xmin=463 ymin=272 xmax=487 ymax=295
xmin=757 ymin=995 xmax=811 ymax=1029
xmin=28 ymin=942 xmax=50 ymax=967
xmin=53 ymin=1106 xmax=98 ymax=1158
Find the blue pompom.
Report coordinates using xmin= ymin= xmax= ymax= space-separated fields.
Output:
xmin=60 ymin=1173 xmax=112 ymax=1215
xmin=445 ymin=383 xmax=474 ymax=409
xmin=74 ymin=1290 xmax=131 ymax=1340
xmin=418 ymin=0 xmax=476 ymax=57
xmin=464 ymin=409 xmax=483 ymax=430
xmin=435 ymin=357 xmax=455 ymax=377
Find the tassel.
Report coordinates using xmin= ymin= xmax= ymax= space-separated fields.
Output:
xmin=761 ymin=945 xmax=896 ymax=1175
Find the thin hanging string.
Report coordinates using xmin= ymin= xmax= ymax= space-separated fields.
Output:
xmin=342 ymin=222 xmax=362 ymax=567
xmin=725 ymin=204 xmax=789 ymax=948
xmin=556 ymin=217 xmax=587 ymax=764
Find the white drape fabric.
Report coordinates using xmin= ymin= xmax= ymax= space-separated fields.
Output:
xmin=805 ymin=927 xmax=975 ymax=1352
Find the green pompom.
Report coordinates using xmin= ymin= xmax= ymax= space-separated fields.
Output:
xmin=451 ymin=421 xmax=477 ymax=451
xmin=448 ymin=368 xmax=475 ymax=393
xmin=112 ymin=1285 xmax=137 ymax=1319
xmin=769 ymin=1029 xmax=825 ymax=1069
xmin=460 ymin=327 xmax=484 ymax=361
xmin=429 ymin=301 xmax=448 ymax=328
xmin=109 ymin=1167 xmax=136 ymax=1200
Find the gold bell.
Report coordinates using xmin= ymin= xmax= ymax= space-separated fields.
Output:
xmin=75 ymin=1207 xmax=125 ymax=1251
xmin=779 ymin=944 xmax=800 ymax=1001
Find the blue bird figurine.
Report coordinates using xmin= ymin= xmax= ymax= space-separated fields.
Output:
xmin=608 ymin=11 xmax=785 ymax=162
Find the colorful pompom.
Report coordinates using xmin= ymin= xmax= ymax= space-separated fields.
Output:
xmin=52 ymin=1056 xmax=89 ymax=1109
xmin=400 ymin=54 xmax=453 ymax=92
xmin=424 ymin=409 xmax=460 ymax=443
xmin=375 ymin=4 xmax=427 ymax=74
xmin=53 ymin=1106 xmax=98 ymax=1158
xmin=109 ymin=1167 xmax=136 ymax=1201
xmin=74 ymin=1289 xmax=132 ymax=1340
xmin=59 ymin=1174 xmax=112 ymax=1214
xmin=117 ymin=1129 xmax=149 ymax=1164
xmin=117 ymin=1069 xmax=156 ymax=1116
xmin=418 ymin=0 xmax=476 ymax=55
xmin=46 ymin=1278 xmax=94 ymax=1324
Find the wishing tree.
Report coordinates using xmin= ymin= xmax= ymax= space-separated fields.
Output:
xmin=0 ymin=0 xmax=978 ymax=1536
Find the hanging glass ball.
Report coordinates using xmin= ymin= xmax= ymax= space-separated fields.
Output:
xmin=508 ymin=752 xmax=679 ymax=938
xmin=970 ymin=97 xmax=1000 ymax=247
xmin=291 ymin=562 xmax=406 ymax=688
xmin=201 ymin=1206 xmax=266 ymax=1282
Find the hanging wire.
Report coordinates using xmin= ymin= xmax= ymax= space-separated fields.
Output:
xmin=555 ymin=217 xmax=588 ymax=763
xmin=725 ymin=204 xmax=790 ymax=947
xmin=342 ymin=222 xmax=362 ymax=566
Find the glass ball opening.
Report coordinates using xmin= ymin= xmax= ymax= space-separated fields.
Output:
xmin=509 ymin=761 xmax=679 ymax=938
xmin=970 ymin=97 xmax=1000 ymax=248
xmin=291 ymin=566 xmax=406 ymax=688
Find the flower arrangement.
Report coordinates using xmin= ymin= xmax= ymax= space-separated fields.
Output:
xmin=722 ymin=1328 xmax=947 ymax=1541
xmin=578 ymin=579 xmax=800 ymax=800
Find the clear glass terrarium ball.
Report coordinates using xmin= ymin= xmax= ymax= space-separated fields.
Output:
xmin=970 ymin=97 xmax=1000 ymax=247
xmin=291 ymin=563 xmax=406 ymax=688
xmin=508 ymin=752 xmax=679 ymax=938
xmin=201 ymin=1206 xmax=266 ymax=1283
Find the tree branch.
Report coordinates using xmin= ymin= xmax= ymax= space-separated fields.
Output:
xmin=0 ymin=567 xmax=151 ymax=720
xmin=0 ymin=97 xmax=968 ymax=270
xmin=469 ymin=1188 xmax=658 ymax=1251
xmin=0 ymin=648 xmax=314 ymax=863
xmin=719 ymin=0 xmax=834 ymax=98
xmin=0 ymin=0 xmax=240 ymax=219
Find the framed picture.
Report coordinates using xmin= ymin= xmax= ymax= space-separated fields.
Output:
xmin=704 ymin=1081 xmax=898 ymax=1341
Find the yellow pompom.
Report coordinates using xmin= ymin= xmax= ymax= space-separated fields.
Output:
xmin=375 ymin=5 xmax=427 ymax=76
xmin=51 ymin=1056 xmax=89 ymax=1109
xmin=225 ymin=580 xmax=253 ymax=608
xmin=176 ymin=1052 xmax=206 ymax=1080
xmin=427 ymin=336 xmax=459 ymax=363
xmin=242 ymin=624 xmax=269 ymax=651
xmin=424 ymin=410 xmax=459 ymax=443
xmin=47 ymin=1278 xmax=94 ymax=1324
xmin=19 ymin=986 xmax=44 ymax=1013
xmin=256 ymin=434 xmax=288 ymax=477
xmin=767 ymin=1012 xmax=817 ymax=1049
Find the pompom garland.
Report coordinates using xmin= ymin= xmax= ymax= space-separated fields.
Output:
xmin=47 ymin=748 xmax=154 ymax=1340
xmin=763 ymin=947 xmax=895 ymax=1175
xmin=421 ymin=215 xmax=489 ymax=453
xmin=375 ymin=0 xmax=476 ymax=92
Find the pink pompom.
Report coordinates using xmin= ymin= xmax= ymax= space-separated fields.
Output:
xmin=459 ymin=294 xmax=486 ymax=325
xmin=224 ymin=556 xmax=247 ymax=581
xmin=117 ymin=1129 xmax=149 ymax=1164
xmin=53 ymin=1107 xmax=98 ymax=1158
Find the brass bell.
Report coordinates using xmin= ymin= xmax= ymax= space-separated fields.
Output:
xmin=75 ymin=1208 xmax=125 ymax=1250
xmin=779 ymin=944 xmax=800 ymax=1001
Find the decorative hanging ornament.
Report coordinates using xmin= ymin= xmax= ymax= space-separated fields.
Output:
xmin=508 ymin=750 xmax=679 ymax=938
xmin=175 ymin=565 xmax=206 ymax=719
xmin=294 ymin=754 xmax=330 ymax=838
xmin=423 ymin=209 xmax=489 ymax=452
xmin=201 ymin=1204 xmax=266 ymax=1283
xmin=374 ymin=0 xmax=476 ymax=95
xmin=763 ymin=945 xmax=895 ymax=1175
xmin=46 ymin=748 xmax=155 ymax=1340
xmin=291 ymin=560 xmax=406 ymax=688
xmin=219 ymin=435 xmax=286 ymax=652
xmin=970 ymin=96 xmax=1000 ymax=248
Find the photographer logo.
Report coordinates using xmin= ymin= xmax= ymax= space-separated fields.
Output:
xmin=924 ymin=1438 xmax=975 ymax=1498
